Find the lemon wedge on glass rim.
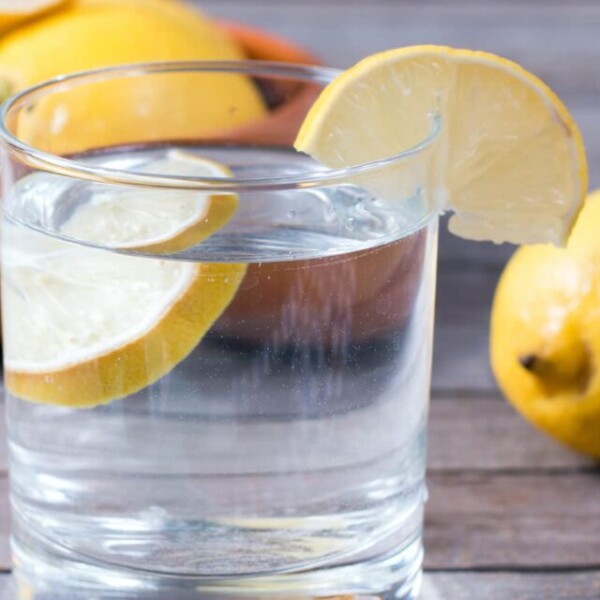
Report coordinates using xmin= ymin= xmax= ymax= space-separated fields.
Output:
xmin=3 ymin=153 xmax=246 ymax=408
xmin=295 ymin=45 xmax=588 ymax=246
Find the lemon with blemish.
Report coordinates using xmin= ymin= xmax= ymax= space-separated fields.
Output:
xmin=491 ymin=190 xmax=600 ymax=459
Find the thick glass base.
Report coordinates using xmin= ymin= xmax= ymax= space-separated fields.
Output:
xmin=12 ymin=527 xmax=423 ymax=600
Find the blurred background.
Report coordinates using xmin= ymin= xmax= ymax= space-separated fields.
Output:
xmin=194 ymin=0 xmax=600 ymax=393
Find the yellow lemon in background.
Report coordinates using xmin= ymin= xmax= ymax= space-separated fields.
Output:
xmin=0 ymin=0 xmax=244 ymax=92
xmin=0 ymin=0 xmax=68 ymax=34
xmin=491 ymin=190 xmax=600 ymax=459
xmin=0 ymin=0 xmax=265 ymax=154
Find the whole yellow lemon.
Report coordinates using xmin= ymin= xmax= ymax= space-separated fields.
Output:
xmin=0 ymin=0 xmax=265 ymax=154
xmin=0 ymin=0 xmax=244 ymax=90
xmin=491 ymin=189 xmax=600 ymax=459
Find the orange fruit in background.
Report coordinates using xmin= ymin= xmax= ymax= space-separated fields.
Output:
xmin=217 ymin=230 xmax=427 ymax=347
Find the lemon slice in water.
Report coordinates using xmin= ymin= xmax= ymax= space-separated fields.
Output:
xmin=295 ymin=45 xmax=588 ymax=245
xmin=3 ymin=154 xmax=246 ymax=408
xmin=60 ymin=149 xmax=237 ymax=254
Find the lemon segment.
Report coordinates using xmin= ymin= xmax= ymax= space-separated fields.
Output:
xmin=295 ymin=45 xmax=587 ymax=246
xmin=3 ymin=225 xmax=246 ymax=408
xmin=59 ymin=150 xmax=238 ymax=254
xmin=3 ymin=152 xmax=247 ymax=408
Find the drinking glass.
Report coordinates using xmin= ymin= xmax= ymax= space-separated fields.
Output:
xmin=0 ymin=62 xmax=441 ymax=599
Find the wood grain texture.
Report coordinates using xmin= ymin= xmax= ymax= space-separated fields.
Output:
xmin=0 ymin=571 xmax=597 ymax=600
xmin=0 ymin=577 xmax=12 ymax=600
xmin=0 ymin=404 xmax=594 ymax=569
xmin=428 ymin=392 xmax=593 ymax=471
xmin=0 ymin=386 xmax=591 ymax=476
xmin=425 ymin=471 xmax=600 ymax=569
xmin=432 ymin=265 xmax=498 ymax=392
xmin=199 ymin=0 xmax=600 ymax=106
xmin=0 ymin=480 xmax=9 ymax=572
xmin=422 ymin=571 xmax=600 ymax=600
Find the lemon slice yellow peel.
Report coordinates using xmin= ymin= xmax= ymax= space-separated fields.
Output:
xmin=295 ymin=45 xmax=588 ymax=246
xmin=3 ymin=154 xmax=246 ymax=408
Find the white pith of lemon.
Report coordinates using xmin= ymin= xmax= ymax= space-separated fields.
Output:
xmin=3 ymin=155 xmax=246 ymax=408
xmin=295 ymin=45 xmax=588 ymax=246
xmin=59 ymin=150 xmax=238 ymax=254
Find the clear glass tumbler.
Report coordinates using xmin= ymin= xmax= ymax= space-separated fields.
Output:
xmin=0 ymin=62 xmax=440 ymax=599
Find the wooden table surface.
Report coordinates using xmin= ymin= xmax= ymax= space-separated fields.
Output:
xmin=1 ymin=1 xmax=600 ymax=598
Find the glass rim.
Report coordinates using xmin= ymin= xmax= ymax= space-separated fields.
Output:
xmin=0 ymin=60 xmax=441 ymax=191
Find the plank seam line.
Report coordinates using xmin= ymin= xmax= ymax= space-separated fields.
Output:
xmin=427 ymin=466 xmax=599 ymax=476
xmin=203 ymin=0 xmax=600 ymax=5
xmin=436 ymin=260 xmax=508 ymax=273
xmin=430 ymin=389 xmax=501 ymax=400
xmin=425 ymin=565 xmax=600 ymax=574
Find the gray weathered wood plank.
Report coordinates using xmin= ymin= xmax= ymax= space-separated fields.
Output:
xmin=0 ymin=388 xmax=591 ymax=476
xmin=433 ymin=265 xmax=498 ymax=392
xmin=200 ymin=1 xmax=600 ymax=104
xmin=428 ymin=392 xmax=593 ymax=471
xmin=0 ymin=469 xmax=598 ymax=572
xmin=0 ymin=577 xmax=12 ymax=600
xmin=422 ymin=571 xmax=600 ymax=600
xmin=0 ymin=480 xmax=8 ymax=572
xmin=0 ymin=571 xmax=597 ymax=600
xmin=425 ymin=471 xmax=600 ymax=569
